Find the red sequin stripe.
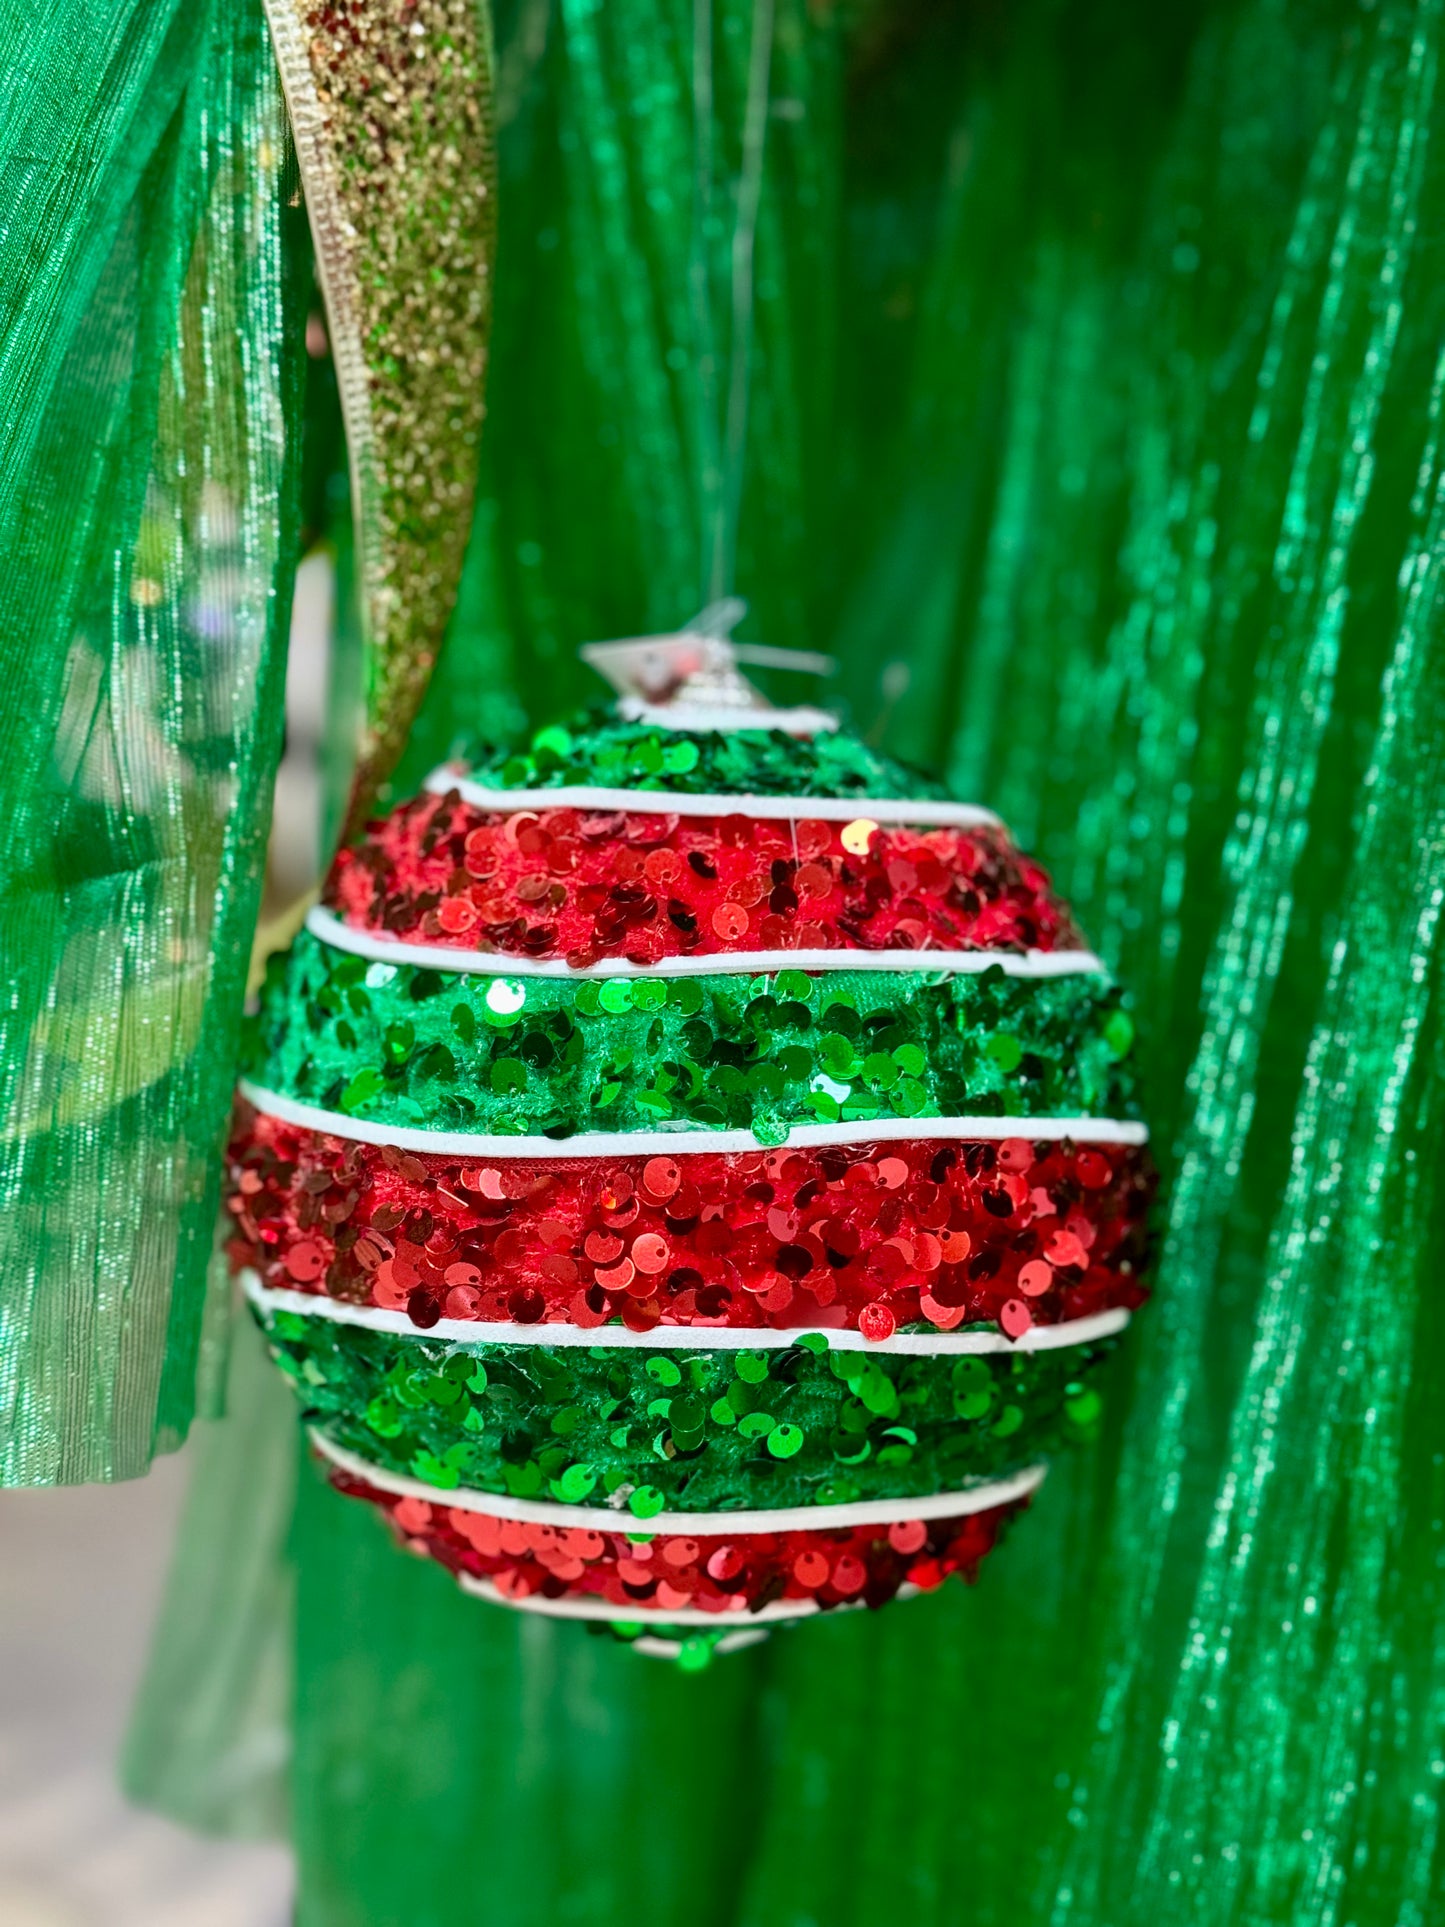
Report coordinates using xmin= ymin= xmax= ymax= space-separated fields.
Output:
xmin=228 ymin=1104 xmax=1152 ymax=1340
xmin=326 ymin=792 xmax=1085 ymax=966
xmin=328 ymin=1465 xmax=1024 ymax=1616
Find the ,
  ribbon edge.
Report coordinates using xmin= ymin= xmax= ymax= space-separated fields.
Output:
xmin=259 ymin=0 xmax=378 ymax=595
xmin=259 ymin=0 xmax=497 ymax=839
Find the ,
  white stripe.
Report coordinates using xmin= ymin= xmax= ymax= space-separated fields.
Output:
xmin=309 ymin=1429 xmax=1047 ymax=1536
xmin=615 ymin=699 xmax=839 ymax=737
xmin=304 ymin=905 xmax=1105 ymax=981
xmin=237 ymin=1082 xmax=1150 ymax=1154
xmin=243 ymin=1272 xmax=1131 ymax=1358
xmin=422 ymin=771 xmax=1003 ymax=829
xmin=453 ymin=1574 xmax=910 ymax=1632
xmin=628 ymin=1629 xmax=774 ymax=1656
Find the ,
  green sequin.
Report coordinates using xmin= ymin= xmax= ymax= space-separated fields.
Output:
xmin=247 ymin=931 xmax=1140 ymax=1138
xmin=455 ymin=709 xmax=950 ymax=799
xmin=256 ymin=1304 xmax=1114 ymax=1512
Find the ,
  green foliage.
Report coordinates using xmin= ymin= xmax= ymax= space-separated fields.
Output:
xmin=124 ymin=1 xmax=1445 ymax=1924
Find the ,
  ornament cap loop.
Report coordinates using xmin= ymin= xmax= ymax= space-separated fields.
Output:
xmin=580 ymin=601 xmax=837 ymax=735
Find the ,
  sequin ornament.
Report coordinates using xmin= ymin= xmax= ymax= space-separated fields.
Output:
xmin=233 ymin=629 xmax=1154 ymax=1657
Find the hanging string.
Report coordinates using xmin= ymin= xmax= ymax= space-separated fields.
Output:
xmin=710 ymin=0 xmax=777 ymax=602
xmin=690 ymin=0 xmax=724 ymax=604
xmin=689 ymin=0 xmax=777 ymax=609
